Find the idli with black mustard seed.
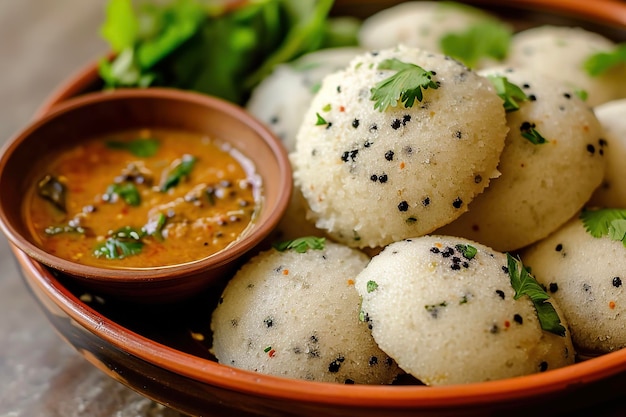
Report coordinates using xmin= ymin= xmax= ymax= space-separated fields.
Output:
xmin=505 ymin=25 xmax=626 ymax=107
xmin=355 ymin=235 xmax=575 ymax=386
xmin=437 ymin=66 xmax=606 ymax=252
xmin=522 ymin=209 xmax=626 ymax=354
xmin=210 ymin=238 xmax=401 ymax=384
xmin=290 ymin=45 xmax=508 ymax=249
xmin=589 ymin=99 xmax=626 ymax=208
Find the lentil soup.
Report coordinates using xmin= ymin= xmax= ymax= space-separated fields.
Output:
xmin=24 ymin=128 xmax=260 ymax=268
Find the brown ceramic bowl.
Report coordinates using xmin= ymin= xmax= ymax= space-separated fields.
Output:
xmin=0 ymin=88 xmax=292 ymax=302
xmin=13 ymin=0 xmax=626 ymax=416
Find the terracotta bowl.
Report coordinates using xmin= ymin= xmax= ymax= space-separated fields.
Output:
xmin=13 ymin=0 xmax=626 ymax=416
xmin=0 ymin=88 xmax=292 ymax=302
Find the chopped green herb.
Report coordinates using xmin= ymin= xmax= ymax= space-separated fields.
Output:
xmin=521 ymin=123 xmax=548 ymax=145
xmin=143 ymin=212 xmax=167 ymax=241
xmin=506 ymin=253 xmax=566 ymax=336
xmin=425 ymin=301 xmax=447 ymax=312
xmin=104 ymin=183 xmax=141 ymax=206
xmin=264 ymin=346 xmax=272 ymax=353
xmin=583 ymin=43 xmax=626 ymax=77
xmin=273 ymin=236 xmax=326 ymax=253
xmin=455 ymin=243 xmax=477 ymax=260
xmin=370 ymin=58 xmax=439 ymax=112
xmin=580 ymin=208 xmax=626 ymax=247
xmin=94 ymin=227 xmax=145 ymax=259
xmin=160 ymin=154 xmax=196 ymax=192
xmin=106 ymin=138 xmax=160 ymax=157
xmin=37 ymin=174 xmax=67 ymax=213
xmin=440 ymin=20 xmax=512 ymax=68
xmin=574 ymin=89 xmax=588 ymax=101
xmin=366 ymin=280 xmax=378 ymax=293
xmin=487 ymin=75 xmax=529 ymax=112
xmin=315 ymin=112 xmax=328 ymax=126
xmin=322 ymin=103 xmax=331 ymax=112
xmin=358 ymin=309 xmax=366 ymax=322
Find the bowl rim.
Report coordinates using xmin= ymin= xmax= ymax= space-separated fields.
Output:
xmin=15 ymin=243 xmax=626 ymax=409
xmin=18 ymin=0 xmax=626 ymax=410
xmin=0 ymin=88 xmax=293 ymax=282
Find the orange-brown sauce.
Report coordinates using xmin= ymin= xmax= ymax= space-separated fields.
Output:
xmin=24 ymin=128 xmax=260 ymax=268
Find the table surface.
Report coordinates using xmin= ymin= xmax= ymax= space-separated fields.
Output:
xmin=2 ymin=1 xmax=626 ymax=417
xmin=0 ymin=1 xmax=186 ymax=416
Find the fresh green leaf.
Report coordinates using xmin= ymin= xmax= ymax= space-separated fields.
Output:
xmin=370 ymin=58 xmax=439 ymax=112
xmin=104 ymin=183 xmax=141 ymax=206
xmin=574 ymin=89 xmax=588 ymax=101
xmin=583 ymin=43 xmax=626 ymax=77
xmin=143 ymin=212 xmax=167 ymax=241
xmin=100 ymin=0 xmax=139 ymax=52
xmin=37 ymin=174 xmax=67 ymax=213
xmin=160 ymin=154 xmax=196 ymax=192
xmin=273 ymin=236 xmax=326 ymax=253
xmin=315 ymin=112 xmax=328 ymax=126
xmin=455 ymin=243 xmax=477 ymax=260
xmin=106 ymin=138 xmax=160 ymax=157
xmin=486 ymin=75 xmax=529 ymax=112
xmin=520 ymin=122 xmax=548 ymax=145
xmin=366 ymin=280 xmax=379 ymax=293
xmin=440 ymin=19 xmax=512 ymax=68
xmin=580 ymin=208 xmax=626 ymax=247
xmin=93 ymin=227 xmax=145 ymax=259
xmin=506 ymin=253 xmax=566 ymax=336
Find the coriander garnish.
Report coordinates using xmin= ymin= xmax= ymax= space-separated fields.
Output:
xmin=370 ymin=58 xmax=439 ymax=112
xmin=315 ymin=112 xmax=328 ymax=126
xmin=366 ymin=280 xmax=379 ymax=293
xmin=93 ymin=226 xmax=145 ymax=259
xmin=273 ymin=236 xmax=326 ymax=253
xmin=583 ymin=43 xmax=626 ymax=77
xmin=520 ymin=122 xmax=548 ymax=145
xmin=160 ymin=154 xmax=196 ymax=192
xmin=506 ymin=253 xmax=566 ymax=336
xmin=455 ymin=243 xmax=477 ymax=260
xmin=486 ymin=75 xmax=529 ymax=112
xmin=440 ymin=20 xmax=512 ymax=68
xmin=106 ymin=138 xmax=160 ymax=157
xmin=580 ymin=208 xmax=626 ymax=247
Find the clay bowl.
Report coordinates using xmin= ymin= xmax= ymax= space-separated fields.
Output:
xmin=13 ymin=0 xmax=626 ymax=416
xmin=0 ymin=88 xmax=292 ymax=302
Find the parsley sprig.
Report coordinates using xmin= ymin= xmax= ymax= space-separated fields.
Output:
xmin=370 ymin=58 xmax=439 ymax=112
xmin=440 ymin=20 xmax=512 ymax=69
xmin=487 ymin=75 xmax=529 ymax=112
xmin=273 ymin=236 xmax=326 ymax=253
xmin=584 ymin=43 xmax=626 ymax=77
xmin=506 ymin=253 xmax=566 ymax=337
xmin=580 ymin=208 xmax=626 ymax=247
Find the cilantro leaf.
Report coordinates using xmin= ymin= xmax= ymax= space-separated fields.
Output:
xmin=440 ymin=20 xmax=512 ymax=68
xmin=93 ymin=227 xmax=145 ymax=259
xmin=506 ymin=253 xmax=566 ymax=336
xmin=487 ymin=75 xmax=529 ymax=112
xmin=455 ymin=243 xmax=477 ymax=260
xmin=100 ymin=0 xmax=139 ymax=53
xmin=315 ymin=112 xmax=328 ymax=126
xmin=583 ymin=43 xmax=626 ymax=77
xmin=104 ymin=183 xmax=141 ymax=206
xmin=366 ymin=280 xmax=379 ymax=293
xmin=580 ymin=208 xmax=626 ymax=247
xmin=106 ymin=138 xmax=160 ymax=157
xmin=520 ymin=122 xmax=548 ymax=145
xmin=370 ymin=58 xmax=439 ymax=112
xmin=273 ymin=236 xmax=326 ymax=253
xmin=160 ymin=154 xmax=196 ymax=192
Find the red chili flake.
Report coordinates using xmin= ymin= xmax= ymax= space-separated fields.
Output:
xmin=282 ymin=269 xmax=289 ymax=275
xmin=339 ymin=106 xmax=346 ymax=112
xmin=268 ymin=349 xmax=276 ymax=358
xmin=399 ymin=161 xmax=405 ymax=169
xmin=347 ymin=279 xmax=355 ymax=286
xmin=504 ymin=320 xmax=511 ymax=329
xmin=609 ymin=301 xmax=616 ymax=309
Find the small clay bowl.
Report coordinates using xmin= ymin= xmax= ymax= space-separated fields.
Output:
xmin=0 ymin=88 xmax=292 ymax=302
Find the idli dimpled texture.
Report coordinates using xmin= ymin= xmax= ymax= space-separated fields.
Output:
xmin=355 ymin=236 xmax=575 ymax=386
xmin=291 ymin=45 xmax=508 ymax=248
xmin=522 ymin=212 xmax=626 ymax=354
xmin=210 ymin=240 xmax=401 ymax=384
